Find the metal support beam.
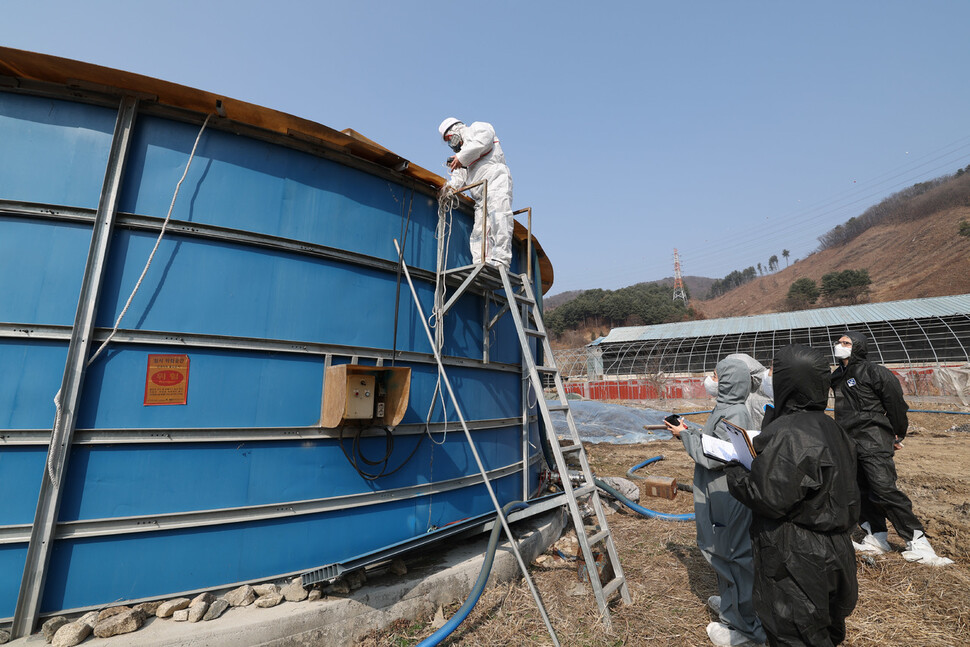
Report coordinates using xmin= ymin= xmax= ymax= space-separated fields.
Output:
xmin=12 ymin=96 xmax=139 ymax=638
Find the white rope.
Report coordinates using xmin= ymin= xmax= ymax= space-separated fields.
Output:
xmin=87 ymin=114 xmax=212 ymax=367
xmin=425 ymin=186 xmax=459 ymax=445
xmin=47 ymin=115 xmax=212 ymax=487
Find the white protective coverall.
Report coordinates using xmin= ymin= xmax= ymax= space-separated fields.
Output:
xmin=445 ymin=121 xmax=514 ymax=267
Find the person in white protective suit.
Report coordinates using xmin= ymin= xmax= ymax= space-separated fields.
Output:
xmin=437 ymin=117 xmax=514 ymax=267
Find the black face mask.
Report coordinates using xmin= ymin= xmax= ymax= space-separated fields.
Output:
xmin=447 ymin=133 xmax=462 ymax=152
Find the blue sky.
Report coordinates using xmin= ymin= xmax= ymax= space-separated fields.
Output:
xmin=4 ymin=1 xmax=969 ymax=295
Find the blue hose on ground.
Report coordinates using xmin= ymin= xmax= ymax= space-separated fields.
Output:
xmin=595 ymin=477 xmax=695 ymax=522
xmin=628 ymin=455 xmax=694 ymax=493
xmin=416 ymin=500 xmax=529 ymax=647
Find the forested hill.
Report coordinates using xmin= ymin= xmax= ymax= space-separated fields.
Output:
xmin=544 ymin=282 xmax=693 ymax=344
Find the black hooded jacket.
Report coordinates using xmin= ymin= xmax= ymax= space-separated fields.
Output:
xmin=831 ymin=331 xmax=909 ymax=450
xmin=727 ymin=344 xmax=860 ymax=645
xmin=727 ymin=344 xmax=859 ymax=534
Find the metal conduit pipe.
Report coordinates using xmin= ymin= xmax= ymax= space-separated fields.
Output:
xmin=416 ymin=501 xmax=529 ymax=647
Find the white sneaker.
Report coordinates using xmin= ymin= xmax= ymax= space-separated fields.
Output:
xmin=707 ymin=595 xmax=721 ymax=614
xmin=902 ymin=531 xmax=954 ymax=566
xmin=706 ymin=621 xmax=762 ymax=646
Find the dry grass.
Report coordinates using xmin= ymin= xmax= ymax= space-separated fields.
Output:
xmin=360 ymin=410 xmax=970 ymax=646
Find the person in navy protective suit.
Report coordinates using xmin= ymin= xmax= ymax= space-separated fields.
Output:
xmin=726 ymin=344 xmax=860 ymax=646
xmin=437 ymin=117 xmax=514 ymax=267
xmin=831 ymin=331 xmax=953 ymax=565
xmin=665 ymin=357 xmax=766 ymax=647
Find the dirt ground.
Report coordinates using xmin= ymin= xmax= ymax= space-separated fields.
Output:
xmin=361 ymin=406 xmax=970 ymax=647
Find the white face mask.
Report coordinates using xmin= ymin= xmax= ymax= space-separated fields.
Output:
xmin=834 ymin=343 xmax=852 ymax=360
xmin=704 ymin=375 xmax=718 ymax=398
xmin=760 ymin=370 xmax=774 ymax=400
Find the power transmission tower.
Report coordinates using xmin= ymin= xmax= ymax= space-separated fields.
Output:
xmin=672 ymin=248 xmax=689 ymax=307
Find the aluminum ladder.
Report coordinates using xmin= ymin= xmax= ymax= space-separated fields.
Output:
xmin=494 ymin=263 xmax=632 ymax=628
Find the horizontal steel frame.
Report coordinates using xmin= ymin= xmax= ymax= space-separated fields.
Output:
xmin=0 ymin=202 xmax=485 ymax=297
xmin=0 ymin=459 xmax=532 ymax=545
xmin=0 ymin=415 xmax=532 ymax=446
xmin=0 ymin=321 xmax=520 ymax=374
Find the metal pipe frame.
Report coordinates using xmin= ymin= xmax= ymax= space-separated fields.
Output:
xmin=12 ymin=96 xmax=139 ymax=638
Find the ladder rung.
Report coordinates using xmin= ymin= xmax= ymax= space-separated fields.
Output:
xmin=561 ymin=443 xmax=583 ymax=454
xmin=601 ymin=575 xmax=626 ymax=600
xmin=524 ymin=328 xmax=544 ymax=337
xmin=515 ymin=295 xmax=536 ymax=305
xmin=586 ymin=529 xmax=609 ymax=546
xmin=573 ymin=484 xmax=596 ymax=497
xmin=545 ymin=403 xmax=570 ymax=412
xmin=536 ymin=365 xmax=557 ymax=373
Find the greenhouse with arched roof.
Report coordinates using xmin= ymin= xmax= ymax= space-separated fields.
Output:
xmin=552 ymin=294 xmax=970 ymax=404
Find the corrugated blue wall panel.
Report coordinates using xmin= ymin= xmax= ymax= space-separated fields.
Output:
xmin=120 ymin=116 xmax=466 ymax=272
xmin=0 ymin=545 xmax=28 ymax=621
xmin=40 ymin=473 xmax=522 ymax=614
xmin=58 ymin=427 xmax=526 ymax=520
xmin=91 ymin=229 xmax=497 ymax=361
xmin=76 ymin=352 xmax=519 ymax=430
xmin=0 ymin=93 xmax=115 ymax=208
xmin=0 ymin=447 xmax=46 ymax=524
xmin=0 ymin=217 xmax=90 ymax=326
xmin=0 ymin=340 xmax=67 ymax=428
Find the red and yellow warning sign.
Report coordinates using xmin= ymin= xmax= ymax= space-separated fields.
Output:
xmin=144 ymin=354 xmax=190 ymax=406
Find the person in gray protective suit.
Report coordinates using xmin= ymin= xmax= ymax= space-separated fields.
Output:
xmin=725 ymin=353 xmax=773 ymax=430
xmin=666 ymin=358 xmax=766 ymax=647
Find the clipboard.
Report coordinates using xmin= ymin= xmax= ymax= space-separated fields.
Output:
xmin=711 ymin=417 xmax=760 ymax=469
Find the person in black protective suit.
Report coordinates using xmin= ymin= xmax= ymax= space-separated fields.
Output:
xmin=666 ymin=357 xmax=766 ymax=646
xmin=725 ymin=344 xmax=859 ymax=647
xmin=831 ymin=331 xmax=953 ymax=565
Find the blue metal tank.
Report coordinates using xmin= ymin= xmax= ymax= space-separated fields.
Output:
xmin=0 ymin=47 xmax=553 ymax=631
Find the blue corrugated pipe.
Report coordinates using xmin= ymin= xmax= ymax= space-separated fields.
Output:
xmin=596 ymin=474 xmax=695 ymax=522
xmin=416 ymin=500 xmax=529 ymax=647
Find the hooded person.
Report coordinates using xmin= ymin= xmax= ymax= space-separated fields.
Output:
xmin=666 ymin=357 xmax=766 ymax=647
xmin=437 ymin=118 xmax=514 ymax=267
xmin=725 ymin=353 xmax=773 ymax=430
xmin=725 ymin=344 xmax=860 ymax=647
xmin=831 ymin=331 xmax=953 ymax=566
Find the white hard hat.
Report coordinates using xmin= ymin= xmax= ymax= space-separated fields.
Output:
xmin=438 ymin=117 xmax=462 ymax=138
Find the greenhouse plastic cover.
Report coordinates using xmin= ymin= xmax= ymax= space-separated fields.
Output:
xmin=548 ymin=400 xmax=703 ymax=444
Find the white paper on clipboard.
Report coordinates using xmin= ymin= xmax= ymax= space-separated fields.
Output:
xmin=712 ymin=418 xmax=760 ymax=469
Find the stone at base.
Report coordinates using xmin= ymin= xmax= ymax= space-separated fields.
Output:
xmin=97 ymin=606 xmax=130 ymax=622
xmin=307 ymin=589 xmax=323 ymax=602
xmin=187 ymin=600 xmax=210 ymax=622
xmin=93 ymin=608 xmax=146 ymax=638
xmin=0 ymin=629 xmax=9 ymax=645
xmin=347 ymin=571 xmax=366 ymax=590
xmin=224 ymin=584 xmax=257 ymax=607
xmin=51 ymin=622 xmax=91 ymax=647
xmin=390 ymin=558 xmax=408 ymax=576
xmin=156 ymin=597 xmax=191 ymax=618
xmin=203 ymin=598 xmax=230 ymax=621
xmin=133 ymin=601 xmax=163 ymax=616
xmin=173 ymin=609 xmax=189 ymax=622
xmin=42 ymin=616 xmax=70 ymax=642
xmin=255 ymin=592 xmax=284 ymax=608
xmin=282 ymin=578 xmax=308 ymax=602
xmin=253 ymin=583 xmax=279 ymax=597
